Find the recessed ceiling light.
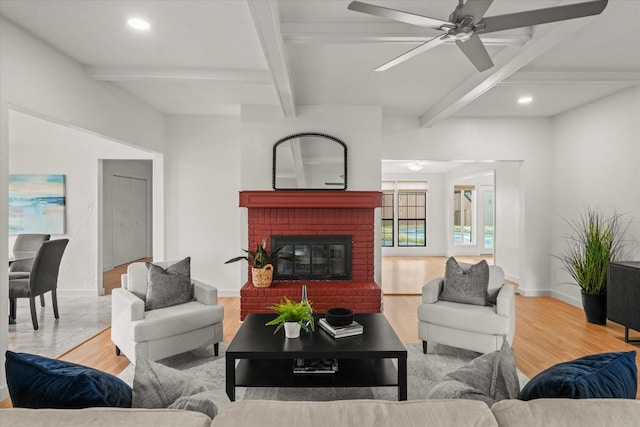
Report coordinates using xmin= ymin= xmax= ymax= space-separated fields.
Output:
xmin=518 ymin=96 xmax=533 ymax=105
xmin=407 ymin=162 xmax=424 ymax=171
xmin=128 ymin=18 xmax=151 ymax=31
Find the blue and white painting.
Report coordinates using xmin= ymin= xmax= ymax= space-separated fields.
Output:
xmin=9 ymin=174 xmax=66 ymax=234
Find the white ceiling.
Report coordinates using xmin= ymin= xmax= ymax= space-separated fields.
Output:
xmin=1 ymin=0 xmax=639 ymax=124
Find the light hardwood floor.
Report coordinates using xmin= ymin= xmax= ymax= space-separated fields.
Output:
xmin=381 ymin=255 xmax=494 ymax=294
xmin=2 ymin=257 xmax=639 ymax=407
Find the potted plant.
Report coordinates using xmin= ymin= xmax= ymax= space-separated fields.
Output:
xmin=225 ymin=238 xmax=288 ymax=288
xmin=555 ymin=206 xmax=634 ymax=324
xmin=265 ymin=297 xmax=314 ymax=338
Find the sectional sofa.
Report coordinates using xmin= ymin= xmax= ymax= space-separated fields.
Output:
xmin=2 ymin=398 xmax=640 ymax=427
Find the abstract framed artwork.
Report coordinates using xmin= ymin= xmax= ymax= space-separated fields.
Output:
xmin=9 ymin=174 xmax=66 ymax=235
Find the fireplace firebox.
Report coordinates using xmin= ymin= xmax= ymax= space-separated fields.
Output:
xmin=271 ymin=235 xmax=352 ymax=281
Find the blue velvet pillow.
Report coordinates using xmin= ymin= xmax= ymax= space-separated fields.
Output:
xmin=520 ymin=351 xmax=637 ymax=400
xmin=5 ymin=351 xmax=132 ymax=408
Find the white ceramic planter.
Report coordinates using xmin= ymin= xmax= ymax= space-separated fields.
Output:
xmin=284 ymin=321 xmax=301 ymax=339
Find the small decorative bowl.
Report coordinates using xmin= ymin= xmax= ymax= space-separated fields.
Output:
xmin=325 ymin=307 xmax=354 ymax=327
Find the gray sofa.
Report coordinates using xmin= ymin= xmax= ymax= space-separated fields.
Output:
xmin=2 ymin=398 xmax=639 ymax=427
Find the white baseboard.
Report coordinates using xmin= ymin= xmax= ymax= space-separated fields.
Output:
xmin=550 ymin=289 xmax=582 ymax=308
xmin=517 ymin=287 xmax=551 ymax=297
xmin=504 ymin=273 xmax=519 ymax=284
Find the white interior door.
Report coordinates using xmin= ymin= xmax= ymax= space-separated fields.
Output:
xmin=112 ymin=175 xmax=147 ymax=266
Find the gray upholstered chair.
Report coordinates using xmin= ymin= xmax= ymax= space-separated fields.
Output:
xmin=9 ymin=234 xmax=51 ymax=279
xmin=9 ymin=234 xmax=51 ymax=308
xmin=111 ymin=260 xmax=224 ymax=364
xmin=9 ymin=239 xmax=69 ymax=330
xmin=417 ymin=262 xmax=515 ymax=354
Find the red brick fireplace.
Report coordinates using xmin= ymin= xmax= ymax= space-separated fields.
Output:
xmin=239 ymin=190 xmax=382 ymax=319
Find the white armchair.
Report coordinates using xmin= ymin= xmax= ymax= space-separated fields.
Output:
xmin=417 ymin=263 xmax=515 ymax=354
xmin=111 ymin=261 xmax=224 ymax=364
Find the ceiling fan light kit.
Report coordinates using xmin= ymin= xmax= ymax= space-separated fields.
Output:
xmin=348 ymin=0 xmax=608 ymax=72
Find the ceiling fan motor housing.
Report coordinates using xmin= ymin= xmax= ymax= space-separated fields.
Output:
xmin=450 ymin=16 xmax=476 ymax=42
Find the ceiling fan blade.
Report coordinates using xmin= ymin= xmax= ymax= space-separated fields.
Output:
xmin=477 ymin=0 xmax=608 ymax=34
xmin=453 ymin=0 xmax=494 ymax=24
xmin=455 ymin=34 xmax=494 ymax=72
xmin=348 ymin=1 xmax=452 ymax=29
xmin=375 ymin=34 xmax=450 ymax=71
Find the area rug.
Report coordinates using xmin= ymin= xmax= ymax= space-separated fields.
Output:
xmin=118 ymin=342 xmax=528 ymax=402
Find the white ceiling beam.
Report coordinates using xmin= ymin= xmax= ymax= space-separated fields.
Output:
xmin=247 ymin=0 xmax=296 ymax=117
xmin=500 ymin=71 xmax=640 ymax=86
xmin=85 ymin=67 xmax=272 ymax=84
xmin=288 ymin=138 xmax=307 ymax=188
xmin=420 ymin=15 xmax=602 ymax=128
xmin=282 ymin=23 xmax=531 ymax=46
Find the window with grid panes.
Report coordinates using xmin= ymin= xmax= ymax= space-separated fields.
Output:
xmin=398 ymin=191 xmax=426 ymax=246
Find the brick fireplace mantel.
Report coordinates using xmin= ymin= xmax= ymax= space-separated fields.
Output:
xmin=238 ymin=190 xmax=383 ymax=319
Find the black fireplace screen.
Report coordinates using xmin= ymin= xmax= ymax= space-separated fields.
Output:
xmin=271 ymin=235 xmax=352 ymax=280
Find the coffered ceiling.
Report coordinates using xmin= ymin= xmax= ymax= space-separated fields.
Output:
xmin=1 ymin=0 xmax=638 ymax=126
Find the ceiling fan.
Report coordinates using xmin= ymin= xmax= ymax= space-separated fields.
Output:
xmin=348 ymin=0 xmax=608 ymax=72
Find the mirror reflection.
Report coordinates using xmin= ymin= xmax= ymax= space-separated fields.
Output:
xmin=273 ymin=133 xmax=347 ymax=190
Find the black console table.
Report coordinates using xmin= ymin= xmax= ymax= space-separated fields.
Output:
xmin=607 ymin=261 xmax=640 ymax=343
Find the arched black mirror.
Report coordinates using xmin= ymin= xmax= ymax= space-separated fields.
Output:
xmin=273 ymin=132 xmax=347 ymax=190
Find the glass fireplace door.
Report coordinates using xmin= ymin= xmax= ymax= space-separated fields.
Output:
xmin=272 ymin=235 xmax=352 ymax=280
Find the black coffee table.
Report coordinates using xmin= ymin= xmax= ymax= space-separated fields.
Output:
xmin=225 ymin=313 xmax=407 ymax=401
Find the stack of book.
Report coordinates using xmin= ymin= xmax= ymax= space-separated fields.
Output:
xmin=318 ymin=318 xmax=364 ymax=338
xmin=293 ymin=358 xmax=338 ymax=374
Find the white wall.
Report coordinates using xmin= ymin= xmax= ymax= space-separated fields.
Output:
xmin=550 ymin=87 xmax=640 ymax=306
xmin=0 ymin=17 xmax=166 ymax=401
xmin=164 ymin=115 xmax=241 ymax=295
xmin=241 ymin=105 xmax=382 ymax=191
xmin=381 ymin=116 xmax=553 ymax=295
xmin=494 ymin=162 xmax=523 ymax=283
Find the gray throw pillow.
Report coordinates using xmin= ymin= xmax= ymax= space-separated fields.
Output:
xmin=132 ymin=357 xmax=229 ymax=418
xmin=427 ymin=341 xmax=520 ymax=406
xmin=440 ymin=257 xmax=490 ymax=306
xmin=145 ymin=257 xmax=193 ymax=311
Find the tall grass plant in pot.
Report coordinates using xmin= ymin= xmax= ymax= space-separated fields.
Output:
xmin=555 ymin=207 xmax=634 ymax=324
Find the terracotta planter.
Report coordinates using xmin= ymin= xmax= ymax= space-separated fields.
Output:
xmin=581 ymin=291 xmax=607 ymax=325
xmin=251 ymin=264 xmax=273 ymax=288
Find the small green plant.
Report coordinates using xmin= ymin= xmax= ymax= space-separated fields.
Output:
xmin=224 ymin=238 xmax=287 ymax=268
xmin=555 ymin=206 xmax=634 ymax=294
xmin=265 ymin=297 xmax=314 ymax=334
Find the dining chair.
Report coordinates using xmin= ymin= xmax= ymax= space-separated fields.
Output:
xmin=9 ymin=239 xmax=69 ymax=330
xmin=9 ymin=234 xmax=51 ymax=307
